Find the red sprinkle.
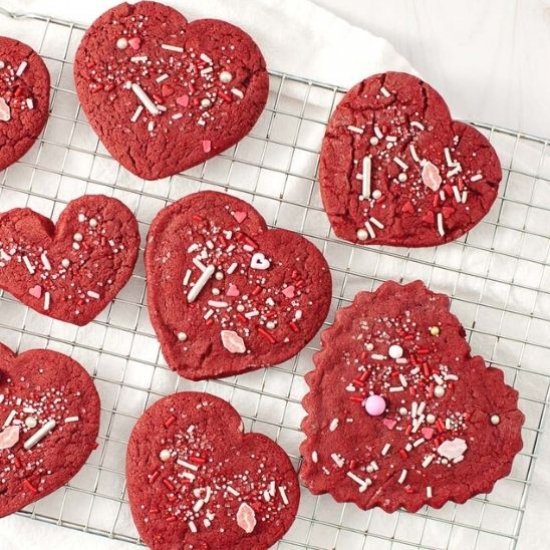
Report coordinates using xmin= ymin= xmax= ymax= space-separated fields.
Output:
xmin=289 ymin=322 xmax=300 ymax=333
xmin=258 ymin=327 xmax=276 ymax=344
xmin=162 ymin=478 xmax=176 ymax=491
xmin=23 ymin=479 xmax=38 ymax=494
xmin=164 ymin=415 xmax=176 ymax=428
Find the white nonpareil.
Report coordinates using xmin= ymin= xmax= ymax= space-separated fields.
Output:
xmin=436 ymin=437 xmax=468 ymax=461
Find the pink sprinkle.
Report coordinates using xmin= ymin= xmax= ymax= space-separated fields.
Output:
xmin=29 ymin=285 xmax=42 ymax=299
xmin=221 ymin=330 xmax=246 ymax=354
xmin=176 ymin=94 xmax=189 ymax=107
xmin=282 ymin=285 xmax=295 ymax=299
xmin=421 ymin=427 xmax=435 ymax=440
xmin=364 ymin=395 xmax=386 ymax=416
xmin=226 ymin=283 xmax=240 ymax=297
xmin=232 ymin=211 xmax=247 ymax=224
xmin=422 ymin=161 xmax=442 ymax=191
xmin=0 ymin=425 xmax=19 ymax=450
xmin=236 ymin=502 xmax=256 ymax=533
xmin=382 ymin=418 xmax=397 ymax=430
xmin=0 ymin=98 xmax=10 ymax=122
xmin=202 ymin=140 xmax=212 ymax=153
xmin=128 ymin=37 xmax=141 ymax=50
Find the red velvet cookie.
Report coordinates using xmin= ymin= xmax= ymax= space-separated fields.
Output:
xmin=0 ymin=195 xmax=140 ymax=325
xmin=127 ymin=392 xmax=299 ymax=549
xmin=301 ymin=281 xmax=524 ymax=512
xmin=319 ymin=72 xmax=502 ymax=247
xmin=0 ymin=342 xmax=100 ymax=517
xmin=0 ymin=36 xmax=50 ymax=171
xmin=74 ymin=1 xmax=269 ymax=180
xmin=146 ymin=191 xmax=332 ymax=380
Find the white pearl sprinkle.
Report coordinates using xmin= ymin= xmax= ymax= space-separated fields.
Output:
xmin=25 ymin=416 xmax=37 ymax=428
xmin=215 ymin=272 xmax=224 ymax=281
xmin=398 ymin=173 xmax=407 ymax=182
xmin=219 ymin=70 xmax=233 ymax=83
xmin=388 ymin=344 xmax=403 ymax=359
xmin=116 ymin=37 xmax=128 ymax=50
xmin=61 ymin=258 xmax=70 ymax=268
xmin=159 ymin=449 xmax=171 ymax=461
xmin=399 ymin=407 xmax=408 ymax=416
xmin=356 ymin=228 xmax=369 ymax=241
xmin=491 ymin=414 xmax=500 ymax=425
xmin=73 ymin=232 xmax=83 ymax=242
xmin=89 ymin=218 xmax=98 ymax=228
xmin=266 ymin=321 xmax=276 ymax=330
xmin=369 ymin=136 xmax=379 ymax=146
xmin=372 ymin=190 xmax=382 ymax=199
xmin=200 ymin=98 xmax=212 ymax=108
xmin=177 ymin=332 xmax=187 ymax=342
xmin=426 ymin=414 xmax=436 ymax=424
xmin=434 ymin=386 xmax=445 ymax=398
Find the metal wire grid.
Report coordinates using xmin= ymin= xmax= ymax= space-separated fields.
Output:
xmin=0 ymin=9 xmax=548 ymax=550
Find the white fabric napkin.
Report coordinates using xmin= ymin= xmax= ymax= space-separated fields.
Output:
xmin=0 ymin=1 xmax=414 ymax=549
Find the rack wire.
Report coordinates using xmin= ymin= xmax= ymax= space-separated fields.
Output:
xmin=0 ymin=8 xmax=548 ymax=550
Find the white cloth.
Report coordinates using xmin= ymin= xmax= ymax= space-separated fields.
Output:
xmin=0 ymin=1 xmax=414 ymax=549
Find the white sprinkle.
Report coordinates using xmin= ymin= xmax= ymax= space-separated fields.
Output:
xmin=226 ymin=262 xmax=238 ymax=275
xmin=491 ymin=414 xmax=501 ymax=425
xmin=389 ymin=386 xmax=404 ymax=393
xmin=176 ymin=458 xmax=199 ymax=471
xmin=393 ymin=157 xmax=408 ymax=171
xmin=64 ymin=416 xmax=79 ymax=423
xmin=3 ymin=410 xmax=16 ymax=428
xmin=347 ymin=125 xmax=364 ymax=134
xmin=22 ymin=256 xmax=35 ymax=274
xmin=0 ymin=249 xmax=10 ymax=262
xmin=263 ymin=490 xmax=271 ymax=502
xmin=87 ymin=290 xmax=100 ymax=299
xmin=43 ymin=292 xmax=51 ymax=311
xmin=182 ymin=471 xmax=196 ymax=482
xmin=433 ymin=373 xmax=444 ymax=385
xmin=24 ymin=419 xmax=56 ymax=450
xmin=410 ymin=144 xmax=420 ymax=163
xmin=16 ymin=61 xmax=27 ymax=77
xmin=331 ymin=453 xmax=345 ymax=468
xmin=187 ymin=265 xmax=215 ymax=303
xmin=413 ymin=438 xmax=425 ymax=448
xmin=462 ymin=190 xmax=468 ymax=203
xmin=183 ymin=269 xmax=192 ymax=286
xmin=192 ymin=499 xmax=204 ymax=513
xmin=436 ymin=213 xmax=445 ymax=236
xmin=364 ymin=221 xmax=376 ymax=239
xmin=452 ymin=186 xmax=462 ymax=203
xmin=399 ymin=374 xmax=408 ymax=388
xmin=426 ymin=486 xmax=433 ymax=498
xmin=226 ymin=485 xmax=240 ymax=497
xmin=26 ymin=98 xmax=34 ymax=110
xmin=279 ymin=486 xmax=289 ymax=505
xmin=188 ymin=521 xmax=197 ymax=534
xmin=131 ymin=83 xmax=160 ymax=116
xmin=444 ymin=147 xmax=455 ymax=167
xmin=417 ymin=402 xmax=426 ymax=416
xmin=439 ymin=189 xmax=446 ymax=201
xmin=361 ymin=156 xmax=371 ymax=199
xmin=398 ymin=469 xmax=408 ymax=484
xmin=329 ymin=418 xmax=339 ymax=432
xmin=130 ymin=56 xmax=148 ymax=63
xmin=131 ymin=105 xmax=144 ymax=123
xmin=447 ymin=165 xmax=462 ymax=177
xmin=422 ymin=454 xmax=435 ymax=468
xmin=40 ymin=251 xmax=51 ymax=271
xmin=380 ymin=86 xmax=391 ymax=97
xmin=203 ymin=309 xmax=214 ymax=320
xmin=356 ymin=228 xmax=368 ymax=241
xmin=244 ymin=310 xmax=259 ymax=319
xmin=200 ymin=53 xmax=213 ymax=64
xmin=381 ymin=443 xmax=391 ymax=456
xmin=411 ymin=121 xmax=425 ymax=130
xmin=346 ymin=471 xmax=370 ymax=492
xmin=177 ymin=332 xmax=187 ymax=342
xmin=405 ymin=443 xmax=413 ymax=452
xmin=445 ymin=418 xmax=452 ymax=430
xmin=156 ymin=73 xmax=169 ymax=83
xmin=208 ymin=300 xmax=228 ymax=308
xmin=161 ymin=44 xmax=184 ymax=52
xmin=374 ymin=125 xmax=383 ymax=139
xmin=311 ymin=451 xmax=318 ymax=463
xmin=470 ymin=174 xmax=483 ymax=182
xmin=371 ymin=354 xmax=386 ymax=361
xmin=171 ymin=112 xmax=183 ymax=120
xmin=148 ymin=121 xmax=155 ymax=132
xmin=386 ymin=135 xmax=397 ymax=142
xmin=231 ymin=88 xmax=244 ymax=99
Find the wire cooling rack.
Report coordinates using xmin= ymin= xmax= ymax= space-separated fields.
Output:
xmin=0 ymin=8 xmax=549 ymax=550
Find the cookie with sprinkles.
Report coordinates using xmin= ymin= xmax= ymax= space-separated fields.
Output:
xmin=74 ymin=1 xmax=268 ymax=180
xmin=0 ymin=342 xmax=100 ymax=517
xmin=319 ymin=72 xmax=502 ymax=247
xmin=127 ymin=392 xmax=299 ymax=549
xmin=145 ymin=191 xmax=332 ymax=380
xmin=0 ymin=36 xmax=50 ymax=171
xmin=300 ymin=281 xmax=524 ymax=512
xmin=0 ymin=195 xmax=140 ymax=325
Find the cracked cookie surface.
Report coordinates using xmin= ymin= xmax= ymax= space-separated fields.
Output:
xmin=145 ymin=191 xmax=332 ymax=380
xmin=74 ymin=1 xmax=268 ymax=180
xmin=300 ymin=280 xmax=524 ymax=512
xmin=319 ymin=72 xmax=501 ymax=247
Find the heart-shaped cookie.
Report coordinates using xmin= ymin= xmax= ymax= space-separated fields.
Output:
xmin=145 ymin=191 xmax=332 ymax=380
xmin=319 ymin=72 xmax=502 ymax=247
xmin=0 ymin=195 xmax=140 ymax=325
xmin=300 ymin=281 xmax=524 ymax=512
xmin=0 ymin=36 xmax=50 ymax=171
xmin=127 ymin=392 xmax=299 ymax=549
xmin=74 ymin=1 xmax=269 ymax=180
xmin=0 ymin=342 xmax=100 ymax=517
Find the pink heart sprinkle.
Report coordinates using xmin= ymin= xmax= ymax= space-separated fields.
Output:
xmin=226 ymin=283 xmax=240 ymax=297
xmin=421 ymin=161 xmax=442 ymax=192
xmin=128 ymin=37 xmax=141 ymax=50
xmin=236 ymin=502 xmax=256 ymax=534
xmin=176 ymin=94 xmax=189 ymax=107
xmin=421 ymin=427 xmax=434 ymax=440
xmin=202 ymin=140 xmax=212 ymax=154
xmin=282 ymin=285 xmax=295 ymax=299
xmin=0 ymin=425 xmax=20 ymax=450
xmin=232 ymin=211 xmax=247 ymax=224
xmin=383 ymin=418 xmax=397 ymax=430
xmin=29 ymin=285 xmax=42 ymax=299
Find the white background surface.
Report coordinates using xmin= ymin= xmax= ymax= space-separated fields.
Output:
xmin=0 ymin=1 xmax=548 ymax=549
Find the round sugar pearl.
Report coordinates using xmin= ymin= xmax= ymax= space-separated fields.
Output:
xmin=25 ymin=416 xmax=37 ymax=429
xmin=398 ymin=173 xmax=407 ymax=182
xmin=200 ymin=98 xmax=212 ymax=108
xmin=388 ymin=344 xmax=403 ymax=359
xmin=426 ymin=413 xmax=436 ymax=424
xmin=372 ymin=190 xmax=382 ymax=200
xmin=434 ymin=385 xmax=445 ymax=398
xmin=429 ymin=326 xmax=440 ymax=336
xmin=177 ymin=332 xmax=187 ymax=342
xmin=73 ymin=232 xmax=83 ymax=242
xmin=159 ymin=449 xmax=171 ymax=461
xmin=364 ymin=395 xmax=386 ymax=417
xmin=116 ymin=37 xmax=128 ymax=50
xmin=356 ymin=228 xmax=369 ymax=241
xmin=369 ymin=136 xmax=379 ymax=146
xmin=491 ymin=414 xmax=500 ymax=425
xmin=219 ymin=70 xmax=233 ymax=83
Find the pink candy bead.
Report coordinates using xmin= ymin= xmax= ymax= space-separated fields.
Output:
xmin=364 ymin=395 xmax=386 ymax=416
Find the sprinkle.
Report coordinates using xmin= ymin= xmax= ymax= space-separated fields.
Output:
xmin=447 ymin=165 xmax=462 ymax=177
xmin=410 ymin=144 xmax=420 ymax=163
xmin=87 ymin=290 xmax=100 ymax=299
xmin=279 ymin=486 xmax=289 ymax=505
xmin=398 ymin=469 xmax=408 ymax=484
xmin=16 ymin=61 xmax=28 ymax=77
xmin=3 ymin=410 xmax=16 ymax=428
xmin=491 ymin=414 xmax=501 ymax=425
xmin=381 ymin=443 xmax=391 ymax=456
xmin=393 ymin=157 xmax=408 ymax=171
xmin=188 ymin=521 xmax=197 ymax=534
xmin=202 ymin=140 xmax=212 ymax=153
xmin=380 ymin=86 xmax=391 ymax=97
xmin=219 ymin=71 xmax=233 ymax=83
xmin=131 ymin=83 xmax=160 ymax=116
xmin=444 ymin=147 xmax=455 ymax=167
xmin=204 ymin=309 xmax=214 ymax=320
xmin=411 ymin=121 xmax=425 ymax=130
xmin=208 ymin=300 xmax=228 ymax=308
xmin=39 ymin=251 xmax=51 ymax=271
xmin=22 ymin=256 xmax=35 ymax=274
xmin=347 ymin=125 xmax=364 ymax=134
xmin=156 ymin=73 xmax=169 ymax=83
xmin=311 ymin=451 xmax=318 ymax=463
xmin=462 ymin=190 xmax=468 ymax=203
xmin=171 ymin=113 xmax=183 ymax=120
xmin=371 ymin=354 xmax=386 ymax=361
xmin=116 ymin=37 xmax=128 ymax=49
xmin=183 ymin=269 xmax=192 ymax=286
xmin=231 ymin=88 xmax=244 ymax=99
xmin=470 ymin=174 xmax=483 ymax=182
xmin=193 ymin=499 xmax=204 ymax=513
xmin=64 ymin=416 xmax=79 ymax=423
xmin=187 ymin=265 xmax=215 ymax=302
xmin=177 ymin=459 xmax=199 ymax=471
xmin=161 ymin=44 xmax=184 ymax=52
xmin=331 ymin=453 xmax=345 ymax=468
xmin=24 ymin=419 xmax=56 ymax=450
xmin=227 ymin=262 xmax=238 ymax=275
xmin=434 ymin=385 xmax=445 ymax=398
xmin=374 ymin=125 xmax=383 ymax=139
xmin=422 ymin=454 xmax=435 ymax=468
xmin=177 ymin=332 xmax=187 ymax=342
xmin=386 ymin=136 xmax=397 ymax=142
xmin=200 ymin=53 xmax=213 ymax=64
xmin=389 ymin=386 xmax=404 ymax=393
xmin=26 ymin=98 xmax=34 ymax=110
xmin=131 ymin=105 xmax=144 ymax=122
xmin=182 ymin=471 xmax=196 ymax=482
xmin=130 ymin=56 xmax=148 ymax=63
xmin=361 ymin=156 xmax=371 ymax=198
xmin=226 ymin=485 xmax=240 ymax=497
xmin=356 ymin=228 xmax=368 ymax=241
xmin=413 ymin=438 xmax=425 ymax=448
xmin=44 ymin=292 xmax=51 ymax=311
xmin=399 ymin=374 xmax=408 ymax=387
xmin=0 ymin=249 xmax=10 ymax=262
xmin=426 ymin=486 xmax=433 ymax=498
xmin=329 ymin=418 xmax=339 ymax=432
xmin=436 ymin=213 xmax=445 ymax=236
